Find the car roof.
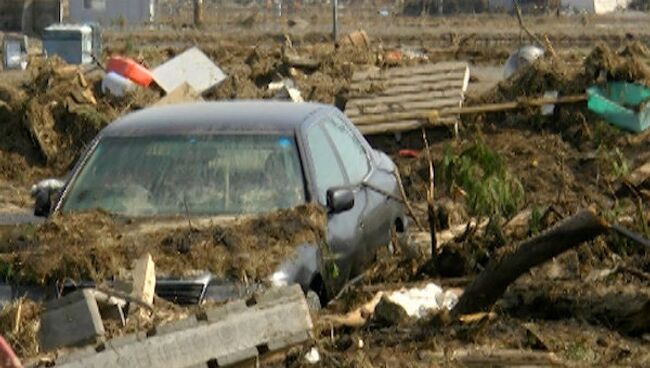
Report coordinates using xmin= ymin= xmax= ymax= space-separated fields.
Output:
xmin=101 ymin=101 xmax=331 ymax=137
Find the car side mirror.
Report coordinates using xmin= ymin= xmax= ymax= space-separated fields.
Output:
xmin=31 ymin=178 xmax=65 ymax=217
xmin=326 ymin=187 xmax=354 ymax=214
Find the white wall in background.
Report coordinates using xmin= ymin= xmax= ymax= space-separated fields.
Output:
xmin=68 ymin=0 xmax=155 ymax=25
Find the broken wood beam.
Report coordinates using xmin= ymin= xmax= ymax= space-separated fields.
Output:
xmin=451 ymin=209 xmax=608 ymax=316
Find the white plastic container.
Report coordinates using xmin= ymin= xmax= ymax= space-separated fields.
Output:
xmin=101 ymin=71 xmax=136 ymax=97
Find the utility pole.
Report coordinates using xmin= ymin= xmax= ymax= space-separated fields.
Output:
xmin=332 ymin=0 xmax=338 ymax=42
xmin=194 ymin=0 xmax=204 ymax=28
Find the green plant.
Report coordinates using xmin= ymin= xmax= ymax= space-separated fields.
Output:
xmin=440 ymin=139 xmax=525 ymax=220
xmin=597 ymin=146 xmax=629 ymax=182
xmin=592 ymin=120 xmax=620 ymax=148
xmin=528 ymin=206 xmax=545 ymax=235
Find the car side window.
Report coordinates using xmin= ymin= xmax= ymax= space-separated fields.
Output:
xmin=322 ymin=117 xmax=370 ymax=184
xmin=306 ymin=123 xmax=347 ymax=204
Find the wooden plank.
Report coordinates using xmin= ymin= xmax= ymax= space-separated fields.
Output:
xmin=349 ymin=81 xmax=466 ymax=99
xmin=346 ymin=89 xmax=464 ymax=107
xmin=352 ymin=62 xmax=469 ymax=82
xmin=55 ymin=285 xmax=313 ymax=368
xmin=347 ymin=99 xmax=462 ymax=119
xmin=350 ymin=73 xmax=467 ymax=92
xmin=357 ymin=118 xmax=457 ymax=135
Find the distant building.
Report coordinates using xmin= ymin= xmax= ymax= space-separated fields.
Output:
xmin=68 ymin=0 xmax=155 ymax=26
xmin=0 ymin=0 xmax=67 ymax=34
xmin=488 ymin=0 xmax=630 ymax=13
xmin=561 ymin=0 xmax=631 ymax=13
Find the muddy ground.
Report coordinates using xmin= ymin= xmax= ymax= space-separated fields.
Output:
xmin=1 ymin=7 xmax=650 ymax=367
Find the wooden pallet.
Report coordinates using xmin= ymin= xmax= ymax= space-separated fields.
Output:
xmin=346 ymin=62 xmax=470 ymax=135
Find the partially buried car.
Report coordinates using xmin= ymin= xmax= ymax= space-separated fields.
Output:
xmin=27 ymin=101 xmax=407 ymax=305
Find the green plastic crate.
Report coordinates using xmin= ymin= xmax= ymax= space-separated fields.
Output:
xmin=587 ymin=82 xmax=650 ymax=133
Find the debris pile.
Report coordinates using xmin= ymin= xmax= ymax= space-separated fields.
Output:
xmin=0 ymin=204 xmax=325 ymax=284
xmin=473 ymin=43 xmax=650 ymax=140
xmin=0 ymin=57 xmax=160 ymax=182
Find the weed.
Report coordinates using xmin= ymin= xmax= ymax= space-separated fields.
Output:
xmin=439 ymin=139 xmax=524 ymax=220
xmin=596 ymin=146 xmax=629 ymax=183
xmin=528 ymin=206 xmax=545 ymax=235
xmin=592 ymin=120 xmax=621 ymax=148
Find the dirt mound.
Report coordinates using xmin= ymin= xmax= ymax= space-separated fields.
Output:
xmin=0 ymin=57 xmax=163 ymax=185
xmin=0 ymin=204 xmax=325 ymax=285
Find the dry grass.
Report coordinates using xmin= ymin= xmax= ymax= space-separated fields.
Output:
xmin=0 ymin=298 xmax=42 ymax=359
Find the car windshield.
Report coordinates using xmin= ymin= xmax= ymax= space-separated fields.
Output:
xmin=61 ymin=134 xmax=306 ymax=216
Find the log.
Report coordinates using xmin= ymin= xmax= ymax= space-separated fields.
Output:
xmin=451 ymin=209 xmax=608 ymax=316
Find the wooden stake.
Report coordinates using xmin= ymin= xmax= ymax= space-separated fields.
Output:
xmin=422 ymin=128 xmax=437 ymax=256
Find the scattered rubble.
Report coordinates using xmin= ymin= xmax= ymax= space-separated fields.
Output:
xmin=2 ymin=15 xmax=650 ymax=367
xmin=0 ymin=204 xmax=325 ymax=284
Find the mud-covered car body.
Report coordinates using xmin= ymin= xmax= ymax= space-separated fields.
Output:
xmin=13 ymin=101 xmax=406 ymax=304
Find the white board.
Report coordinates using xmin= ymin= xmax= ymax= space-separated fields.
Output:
xmin=152 ymin=47 xmax=227 ymax=95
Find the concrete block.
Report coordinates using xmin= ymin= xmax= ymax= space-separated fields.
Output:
xmin=255 ymin=284 xmax=303 ymax=304
xmin=205 ymin=300 xmax=247 ymax=323
xmin=216 ymin=347 xmax=258 ymax=366
xmin=104 ymin=332 xmax=147 ymax=350
xmin=267 ymin=330 xmax=311 ymax=351
xmin=55 ymin=346 xmax=98 ymax=365
xmin=39 ymin=289 xmax=105 ymax=352
xmin=55 ymin=286 xmax=312 ymax=368
xmin=155 ymin=315 xmax=200 ymax=336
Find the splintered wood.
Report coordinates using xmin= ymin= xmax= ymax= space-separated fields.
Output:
xmin=129 ymin=253 xmax=156 ymax=316
xmin=346 ymin=62 xmax=470 ymax=135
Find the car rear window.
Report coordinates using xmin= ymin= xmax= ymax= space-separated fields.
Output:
xmin=61 ymin=135 xmax=306 ymax=216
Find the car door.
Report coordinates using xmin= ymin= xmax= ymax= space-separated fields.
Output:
xmin=319 ymin=115 xmax=393 ymax=268
xmin=303 ymin=120 xmax=364 ymax=292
